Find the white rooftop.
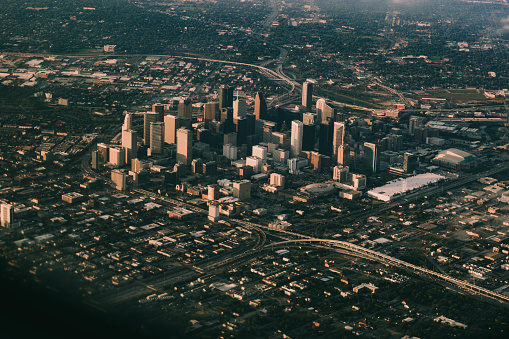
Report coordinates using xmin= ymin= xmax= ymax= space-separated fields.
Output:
xmin=368 ymin=173 xmax=446 ymax=202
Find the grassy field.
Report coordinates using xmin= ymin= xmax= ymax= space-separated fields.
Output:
xmin=422 ymin=89 xmax=487 ymax=100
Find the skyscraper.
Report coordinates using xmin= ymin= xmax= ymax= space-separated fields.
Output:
xmin=204 ymin=102 xmax=218 ymax=124
xmin=176 ymin=127 xmax=193 ymax=165
xmin=1 ymin=203 xmax=14 ymax=228
xmin=332 ymin=122 xmax=345 ymax=159
xmin=318 ymin=120 xmax=334 ymax=156
xmin=152 ymin=103 xmax=165 ymax=122
xmin=291 ymin=120 xmax=303 ymax=158
xmin=302 ymin=123 xmax=316 ymax=151
xmin=164 ymin=115 xmax=191 ymax=144
xmin=219 ymin=85 xmax=234 ymax=110
xmin=150 ymin=122 xmax=164 ymax=154
xmin=254 ymin=92 xmax=267 ymax=120
xmin=122 ymin=129 xmax=138 ymax=163
xmin=302 ymin=81 xmax=313 ymax=111
xmin=409 ymin=116 xmax=426 ymax=135
xmin=178 ymin=98 xmax=193 ymax=119
xmin=233 ymin=99 xmax=247 ymax=120
xmin=122 ymin=113 xmax=132 ymax=131
xmin=143 ymin=112 xmax=158 ymax=145
xmin=337 ymin=144 xmax=350 ymax=166
xmin=364 ymin=142 xmax=379 ymax=174
xmin=316 ymin=98 xmax=336 ymax=123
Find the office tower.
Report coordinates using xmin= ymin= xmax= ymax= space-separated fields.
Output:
xmin=235 ymin=117 xmax=248 ymax=146
xmin=403 ymin=152 xmax=418 ymax=174
xmin=316 ymin=98 xmax=336 ymax=123
xmin=208 ymin=185 xmax=220 ymax=201
xmin=302 ymin=81 xmax=313 ymax=111
xmin=152 ymin=103 xmax=165 ymax=122
xmin=111 ymin=169 xmax=127 ymax=191
xmin=337 ymin=144 xmax=350 ymax=166
xmin=303 ymin=112 xmax=317 ymax=125
xmin=121 ymin=129 xmax=138 ymax=163
xmin=252 ymin=145 xmax=268 ymax=161
xmin=332 ymin=122 xmax=345 ymax=159
xmin=245 ymin=113 xmax=256 ymax=136
xmin=109 ymin=147 xmax=125 ymax=167
xmin=1 ymin=203 xmax=14 ymax=228
xmin=364 ymin=142 xmax=379 ymax=174
xmin=221 ymin=107 xmax=235 ymax=134
xmin=204 ymin=102 xmax=218 ymax=124
xmin=97 ymin=143 xmax=109 ymax=163
xmin=273 ymin=148 xmax=289 ymax=164
xmin=333 ymin=165 xmax=350 ymax=182
xmin=291 ymin=120 xmax=303 ymax=158
xmin=254 ymin=92 xmax=267 ymax=120
xmin=178 ymin=98 xmax=193 ymax=119
xmin=150 ymin=122 xmax=164 ymax=154
xmin=203 ymin=161 xmax=217 ymax=176
xmin=173 ymin=163 xmax=186 ymax=179
xmin=144 ymin=112 xmax=158 ymax=145
xmin=209 ymin=120 xmax=223 ymax=134
xmin=302 ymin=124 xmax=315 ymax=151
xmin=219 ymin=85 xmax=234 ymax=110
xmin=91 ymin=150 xmax=100 ymax=170
xmin=164 ymin=115 xmax=190 ymax=144
xmin=389 ymin=134 xmax=403 ymax=151
xmin=208 ymin=203 xmax=220 ymax=222
xmin=246 ymin=156 xmax=262 ymax=173
xmin=318 ymin=120 xmax=334 ymax=156
xmin=270 ymin=173 xmax=285 ymax=189
xmin=223 ymin=144 xmax=238 ymax=160
xmin=191 ymin=158 xmax=203 ymax=174
xmin=233 ymin=180 xmax=252 ymax=200
xmin=122 ymin=113 xmax=132 ymax=131
xmin=176 ymin=128 xmax=193 ymax=165
xmin=233 ymin=99 xmax=247 ymax=120
xmin=270 ymin=131 xmax=289 ymax=150
xmin=409 ymin=116 xmax=426 ymax=135
xmin=262 ymin=120 xmax=277 ymax=143
xmin=224 ymin=132 xmax=237 ymax=146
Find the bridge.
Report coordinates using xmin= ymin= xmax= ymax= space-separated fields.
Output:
xmin=268 ymin=238 xmax=509 ymax=304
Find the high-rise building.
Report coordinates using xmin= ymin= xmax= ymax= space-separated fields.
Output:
xmin=207 ymin=185 xmax=220 ymax=201
xmin=233 ymin=180 xmax=252 ymax=200
xmin=152 ymin=103 xmax=165 ymax=122
xmin=143 ymin=112 xmax=158 ymax=145
xmin=252 ymin=145 xmax=268 ymax=161
xmin=273 ymin=148 xmax=289 ymax=164
xmin=122 ymin=113 xmax=132 ymax=131
xmin=164 ymin=115 xmax=190 ymax=144
xmin=91 ymin=150 xmax=100 ymax=170
xmin=235 ymin=117 xmax=248 ymax=145
xmin=316 ymin=98 xmax=336 ymax=123
xmin=219 ymin=85 xmax=234 ymax=110
xmin=122 ymin=129 xmax=138 ymax=163
xmin=302 ymin=124 xmax=315 ymax=151
xmin=302 ymin=81 xmax=313 ymax=111
xmin=97 ymin=143 xmax=109 ymax=163
xmin=204 ymin=102 xmax=218 ymax=124
xmin=409 ymin=116 xmax=426 ymax=135
xmin=1 ymin=203 xmax=14 ymax=228
xmin=303 ymin=112 xmax=317 ymax=125
xmin=337 ymin=144 xmax=350 ymax=166
xmin=403 ymin=152 xmax=418 ymax=174
xmin=291 ymin=120 xmax=303 ymax=158
xmin=233 ymin=99 xmax=247 ymax=120
xmin=178 ymin=98 xmax=193 ymax=119
xmin=150 ymin=122 xmax=164 ymax=154
xmin=254 ymin=92 xmax=267 ymax=120
xmin=332 ymin=122 xmax=345 ymax=159
xmin=270 ymin=173 xmax=285 ymax=189
xmin=109 ymin=147 xmax=125 ymax=167
xmin=318 ymin=120 xmax=334 ymax=156
xmin=246 ymin=156 xmax=262 ymax=173
xmin=176 ymin=128 xmax=193 ymax=165
xmin=333 ymin=165 xmax=350 ymax=182
xmin=363 ymin=142 xmax=379 ymax=174
xmin=111 ymin=169 xmax=127 ymax=191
